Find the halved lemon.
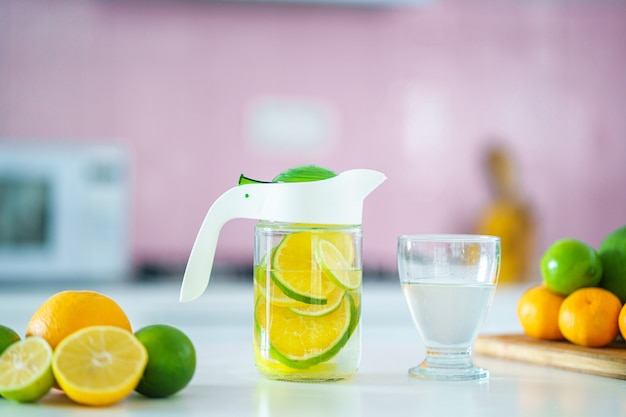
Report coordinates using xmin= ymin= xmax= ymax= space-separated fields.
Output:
xmin=52 ymin=325 xmax=148 ymax=406
xmin=0 ymin=337 xmax=54 ymax=403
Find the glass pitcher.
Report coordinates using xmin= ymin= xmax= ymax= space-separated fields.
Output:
xmin=178 ymin=166 xmax=385 ymax=382
xmin=253 ymin=221 xmax=362 ymax=382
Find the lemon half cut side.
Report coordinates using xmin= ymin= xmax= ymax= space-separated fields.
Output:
xmin=52 ymin=325 xmax=148 ymax=407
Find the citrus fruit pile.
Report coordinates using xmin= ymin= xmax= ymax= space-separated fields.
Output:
xmin=518 ymin=225 xmax=626 ymax=347
xmin=0 ymin=290 xmax=196 ymax=406
xmin=254 ymin=230 xmax=361 ymax=376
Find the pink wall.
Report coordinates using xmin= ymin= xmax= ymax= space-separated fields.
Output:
xmin=1 ymin=0 xmax=625 ymax=273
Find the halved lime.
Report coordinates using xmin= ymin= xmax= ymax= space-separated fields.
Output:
xmin=0 ymin=337 xmax=54 ymax=403
xmin=255 ymin=292 xmax=354 ymax=369
xmin=316 ymin=239 xmax=362 ymax=291
xmin=270 ymin=232 xmax=336 ymax=305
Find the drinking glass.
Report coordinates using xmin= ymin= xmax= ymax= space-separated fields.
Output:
xmin=397 ymin=234 xmax=501 ymax=381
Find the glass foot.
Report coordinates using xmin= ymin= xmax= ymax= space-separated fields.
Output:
xmin=408 ymin=350 xmax=489 ymax=381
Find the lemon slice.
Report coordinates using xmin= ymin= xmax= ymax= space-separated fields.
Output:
xmin=52 ymin=325 xmax=148 ymax=406
xmin=0 ymin=337 xmax=54 ymax=403
xmin=271 ymin=232 xmax=337 ymax=305
xmin=316 ymin=239 xmax=362 ymax=291
xmin=255 ymin=292 xmax=354 ymax=369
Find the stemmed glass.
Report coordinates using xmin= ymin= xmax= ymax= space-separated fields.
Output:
xmin=397 ymin=234 xmax=501 ymax=381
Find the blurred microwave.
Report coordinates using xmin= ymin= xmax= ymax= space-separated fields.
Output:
xmin=0 ymin=141 xmax=131 ymax=282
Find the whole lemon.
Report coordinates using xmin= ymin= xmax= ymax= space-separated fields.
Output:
xmin=25 ymin=290 xmax=131 ymax=349
xmin=540 ymin=238 xmax=603 ymax=296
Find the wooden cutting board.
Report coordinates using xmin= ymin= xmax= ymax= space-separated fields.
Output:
xmin=474 ymin=334 xmax=626 ymax=380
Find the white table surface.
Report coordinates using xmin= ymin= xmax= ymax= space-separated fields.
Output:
xmin=1 ymin=278 xmax=625 ymax=416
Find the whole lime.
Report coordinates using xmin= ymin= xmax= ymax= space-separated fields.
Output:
xmin=134 ymin=324 xmax=196 ymax=398
xmin=0 ymin=325 xmax=20 ymax=355
xmin=540 ymin=238 xmax=603 ymax=296
xmin=598 ymin=225 xmax=626 ymax=303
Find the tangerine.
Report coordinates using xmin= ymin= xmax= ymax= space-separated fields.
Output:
xmin=619 ymin=304 xmax=626 ymax=340
xmin=517 ymin=285 xmax=565 ymax=340
xmin=558 ymin=287 xmax=622 ymax=347
xmin=26 ymin=290 xmax=132 ymax=349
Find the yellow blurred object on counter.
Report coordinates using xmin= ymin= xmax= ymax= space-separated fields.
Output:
xmin=476 ymin=144 xmax=536 ymax=283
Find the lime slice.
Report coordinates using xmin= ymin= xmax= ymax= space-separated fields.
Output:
xmin=316 ymin=239 xmax=362 ymax=291
xmin=256 ymin=265 xmax=303 ymax=308
xmin=256 ymin=264 xmax=344 ymax=315
xmin=347 ymin=292 xmax=361 ymax=337
xmin=318 ymin=231 xmax=355 ymax=265
xmin=255 ymin=249 xmax=304 ymax=308
xmin=288 ymin=286 xmax=346 ymax=317
xmin=0 ymin=337 xmax=54 ymax=403
xmin=255 ymin=292 xmax=354 ymax=369
xmin=271 ymin=232 xmax=336 ymax=305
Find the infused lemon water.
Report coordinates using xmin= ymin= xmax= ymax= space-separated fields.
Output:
xmin=402 ymin=282 xmax=496 ymax=350
xmin=253 ymin=223 xmax=362 ymax=382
